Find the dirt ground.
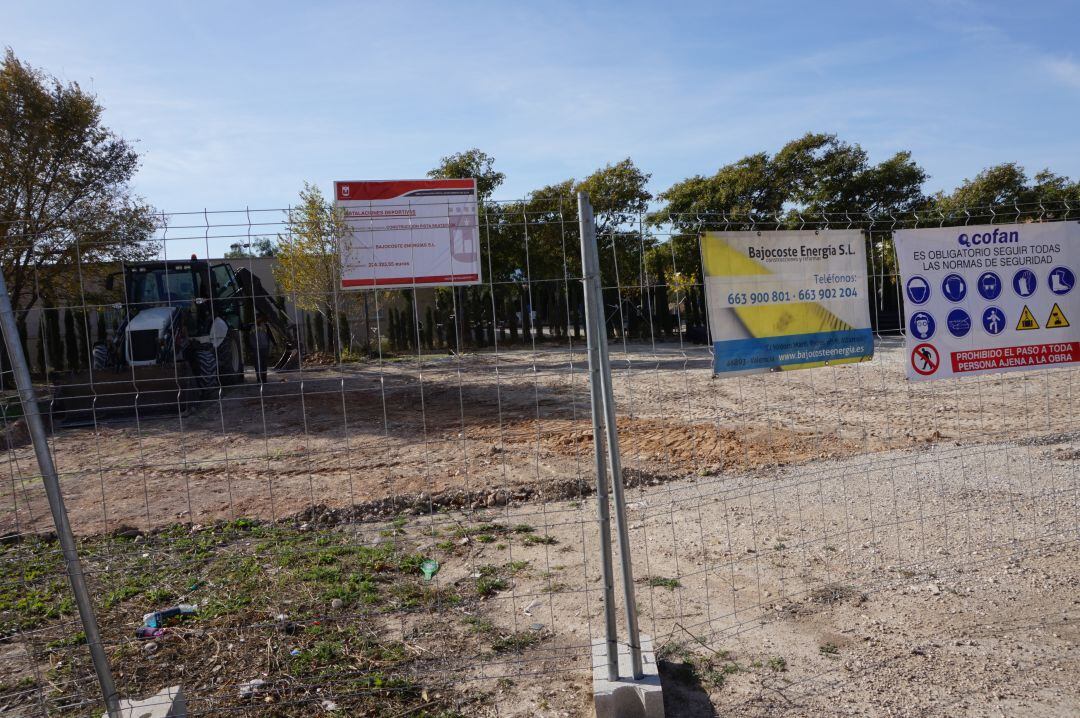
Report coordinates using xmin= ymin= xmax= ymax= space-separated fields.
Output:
xmin=1 ymin=337 xmax=1077 ymax=716
xmin=3 ymin=337 xmax=1073 ymax=537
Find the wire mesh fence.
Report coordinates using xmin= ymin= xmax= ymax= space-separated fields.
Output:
xmin=0 ymin=198 xmax=1078 ymax=716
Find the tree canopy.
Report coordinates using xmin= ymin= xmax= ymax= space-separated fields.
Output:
xmin=0 ymin=49 xmax=155 ymax=315
xmin=427 ymin=148 xmax=505 ymax=203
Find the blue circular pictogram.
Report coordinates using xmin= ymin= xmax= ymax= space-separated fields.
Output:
xmin=906 ymin=276 xmax=931 ymax=305
xmin=977 ymin=271 xmax=1002 ymax=300
xmin=941 ymin=273 xmax=967 ymax=302
xmin=982 ymin=306 xmax=1006 ymax=335
xmin=909 ymin=311 xmax=936 ymax=340
xmin=1012 ymin=269 xmax=1037 ymax=298
xmin=1048 ymin=266 xmax=1075 ymax=296
xmin=947 ymin=308 xmax=971 ymax=337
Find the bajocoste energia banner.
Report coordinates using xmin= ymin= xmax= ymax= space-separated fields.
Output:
xmin=701 ymin=230 xmax=874 ymax=376
xmin=895 ymin=221 xmax=1080 ymax=381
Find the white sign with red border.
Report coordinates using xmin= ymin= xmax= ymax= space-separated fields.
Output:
xmin=335 ymin=179 xmax=482 ymax=289
xmin=895 ymin=221 xmax=1080 ymax=381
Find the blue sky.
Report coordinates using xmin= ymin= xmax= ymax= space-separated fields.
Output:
xmin=6 ymin=0 xmax=1080 ymax=213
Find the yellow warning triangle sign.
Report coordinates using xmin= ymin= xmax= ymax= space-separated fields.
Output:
xmin=1016 ymin=305 xmax=1040 ymax=330
xmin=1046 ymin=303 xmax=1070 ymax=328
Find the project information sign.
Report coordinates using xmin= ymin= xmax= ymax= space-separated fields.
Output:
xmin=335 ymin=179 xmax=482 ymax=289
xmin=895 ymin=221 xmax=1080 ymax=381
xmin=701 ymin=230 xmax=873 ymax=375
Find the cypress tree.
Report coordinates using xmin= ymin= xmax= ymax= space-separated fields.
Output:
xmin=77 ymin=310 xmax=89 ymax=368
xmin=96 ymin=310 xmax=107 ymax=344
xmin=387 ymin=309 xmax=397 ymax=351
xmin=35 ymin=324 xmax=46 ymax=376
xmin=424 ymin=306 xmax=435 ymax=350
xmin=313 ymin=312 xmax=325 ymax=353
xmin=63 ymin=308 xmax=79 ymax=371
xmin=405 ymin=306 xmax=416 ymax=351
xmin=338 ymin=313 xmax=350 ymax=355
xmin=305 ymin=314 xmax=315 ymax=353
xmin=508 ymin=296 xmax=518 ymax=344
xmin=45 ymin=303 xmax=63 ymax=372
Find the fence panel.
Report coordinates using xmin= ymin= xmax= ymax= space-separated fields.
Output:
xmin=0 ymin=200 xmax=1077 ymax=716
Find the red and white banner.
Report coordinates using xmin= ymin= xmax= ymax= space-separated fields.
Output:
xmin=334 ymin=179 xmax=482 ymax=289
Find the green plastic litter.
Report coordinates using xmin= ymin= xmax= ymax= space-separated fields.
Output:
xmin=420 ymin=559 xmax=440 ymax=581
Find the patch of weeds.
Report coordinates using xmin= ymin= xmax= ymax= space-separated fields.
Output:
xmin=702 ymin=661 xmax=740 ymax=688
xmin=298 ymin=565 xmax=343 ymax=584
xmin=491 ymin=630 xmax=541 ymax=653
xmin=506 ymin=560 xmax=530 ymax=574
xmin=324 ymin=573 xmax=380 ymax=606
xmin=768 ymin=656 xmax=787 ymax=672
xmin=512 ymin=524 xmax=534 ymax=534
xmin=476 ymin=576 xmax=509 ymax=597
xmin=773 ymin=542 xmax=787 ymax=550
xmin=475 ymin=534 xmax=496 ymax=544
xmin=454 ymin=523 xmax=508 ymax=539
xmin=381 ymin=516 xmax=409 ymax=537
xmin=646 ymin=576 xmax=680 ymax=590
xmin=522 ymin=534 xmax=557 ymax=546
xmin=145 ymin=586 xmax=177 ymax=605
xmin=388 ymin=581 xmax=437 ymax=609
xmin=542 ymin=582 xmax=569 ymax=594
xmin=0 ymin=675 xmax=37 ymax=694
xmin=46 ymin=631 xmax=86 ymax=650
xmin=819 ymin=642 xmax=839 ymax=656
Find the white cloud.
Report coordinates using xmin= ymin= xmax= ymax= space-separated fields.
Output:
xmin=1045 ymin=57 xmax=1080 ymax=89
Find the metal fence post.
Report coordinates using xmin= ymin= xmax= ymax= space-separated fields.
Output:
xmin=579 ymin=191 xmax=644 ymax=680
xmin=0 ymin=271 xmax=121 ymax=717
xmin=579 ymin=191 xmax=620 ymax=681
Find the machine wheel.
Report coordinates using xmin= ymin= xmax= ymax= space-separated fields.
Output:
xmin=218 ymin=332 xmax=244 ymax=385
xmin=91 ymin=343 xmax=110 ymax=371
xmin=195 ymin=346 xmax=219 ymax=390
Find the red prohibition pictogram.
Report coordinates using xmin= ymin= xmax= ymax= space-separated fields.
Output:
xmin=911 ymin=343 xmax=940 ymax=375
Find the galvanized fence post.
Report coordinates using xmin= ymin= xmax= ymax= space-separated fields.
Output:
xmin=578 ymin=191 xmax=644 ymax=679
xmin=0 ymin=271 xmax=121 ymax=717
xmin=579 ymin=191 xmax=620 ymax=680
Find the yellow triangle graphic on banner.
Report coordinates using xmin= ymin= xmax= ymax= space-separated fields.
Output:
xmin=1046 ymin=303 xmax=1070 ymax=328
xmin=1016 ymin=305 xmax=1039 ymax=330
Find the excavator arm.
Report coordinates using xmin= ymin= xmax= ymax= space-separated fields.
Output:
xmin=233 ymin=268 xmax=300 ymax=371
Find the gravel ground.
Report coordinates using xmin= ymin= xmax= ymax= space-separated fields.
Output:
xmin=1 ymin=336 xmax=1077 ymax=716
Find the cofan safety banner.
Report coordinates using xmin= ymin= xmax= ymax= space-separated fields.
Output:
xmin=701 ymin=230 xmax=874 ymax=376
xmin=335 ymin=179 xmax=482 ymax=289
xmin=894 ymin=221 xmax=1080 ymax=381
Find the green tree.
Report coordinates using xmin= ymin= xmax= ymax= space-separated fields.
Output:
xmin=225 ymin=237 xmax=278 ymax=258
xmin=0 ymin=50 xmax=156 ymax=335
xmin=428 ymin=149 xmax=506 ymax=348
xmin=648 ymin=134 xmax=929 ymax=332
xmin=931 ymin=163 xmax=1080 ymax=222
xmin=427 ymin=148 xmax=505 ymax=203
xmin=273 ymin=183 xmax=350 ymax=357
